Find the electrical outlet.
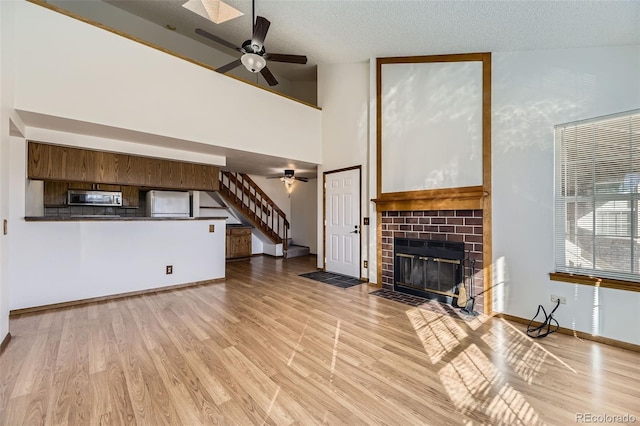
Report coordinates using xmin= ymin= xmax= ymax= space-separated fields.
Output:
xmin=550 ymin=294 xmax=566 ymax=304
xmin=363 ymin=260 xmax=368 ymax=268
xmin=209 ymin=224 xmax=215 ymax=233
xmin=166 ymin=265 xmax=173 ymax=275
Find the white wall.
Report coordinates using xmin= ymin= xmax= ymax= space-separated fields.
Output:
xmin=317 ymin=63 xmax=370 ymax=275
xmin=9 ymin=137 xmax=225 ymax=310
xmin=27 ymin=127 xmax=226 ymax=166
xmin=290 ymin=178 xmax=317 ymax=252
xmin=380 ymin=61 xmax=483 ymax=192
xmin=14 ymin=1 xmax=321 ymax=165
xmin=492 ymin=45 xmax=640 ymax=345
xmin=0 ymin=0 xmax=12 ymax=340
xmin=9 ymin=217 xmax=225 ymax=310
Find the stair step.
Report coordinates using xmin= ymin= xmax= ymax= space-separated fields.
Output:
xmin=286 ymin=245 xmax=310 ymax=259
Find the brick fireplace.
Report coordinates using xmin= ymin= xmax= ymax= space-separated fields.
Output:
xmin=381 ymin=209 xmax=484 ymax=312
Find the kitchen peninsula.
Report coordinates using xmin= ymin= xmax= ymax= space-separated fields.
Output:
xmin=13 ymin=215 xmax=227 ymax=312
xmin=11 ymin=141 xmax=228 ymax=313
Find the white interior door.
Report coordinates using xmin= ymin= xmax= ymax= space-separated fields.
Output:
xmin=325 ymin=168 xmax=360 ymax=278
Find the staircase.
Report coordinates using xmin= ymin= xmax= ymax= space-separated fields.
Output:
xmin=218 ymin=171 xmax=289 ymax=251
xmin=284 ymin=239 xmax=311 ymax=258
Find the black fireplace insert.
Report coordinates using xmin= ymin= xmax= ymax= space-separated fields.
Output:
xmin=394 ymin=237 xmax=466 ymax=304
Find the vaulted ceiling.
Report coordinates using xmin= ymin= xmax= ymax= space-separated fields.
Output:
xmin=104 ymin=0 xmax=640 ymax=82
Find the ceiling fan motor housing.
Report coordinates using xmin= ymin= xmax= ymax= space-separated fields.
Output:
xmin=284 ymin=169 xmax=295 ymax=178
xmin=242 ymin=40 xmax=265 ymax=55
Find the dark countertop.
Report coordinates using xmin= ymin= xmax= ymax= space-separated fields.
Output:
xmin=225 ymin=223 xmax=254 ymax=228
xmin=25 ymin=216 xmax=227 ymax=222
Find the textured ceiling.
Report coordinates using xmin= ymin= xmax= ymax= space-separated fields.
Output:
xmin=105 ymin=0 xmax=640 ymax=81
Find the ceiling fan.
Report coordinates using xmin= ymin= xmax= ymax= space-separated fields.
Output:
xmin=194 ymin=0 xmax=307 ymax=86
xmin=267 ymin=169 xmax=309 ymax=185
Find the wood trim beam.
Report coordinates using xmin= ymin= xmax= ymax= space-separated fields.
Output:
xmin=376 ymin=58 xmax=383 ymax=198
xmin=10 ymin=278 xmax=225 ymax=316
xmin=482 ymin=52 xmax=493 ymax=315
xmin=550 ymin=272 xmax=640 ymax=293
xmin=374 ymin=186 xmax=485 ymax=201
xmin=377 ymin=53 xmax=489 ymax=65
xmin=497 ymin=313 xmax=640 ymax=353
xmin=377 ymin=210 xmax=383 ymax=286
xmin=372 ymin=186 xmax=486 ymax=212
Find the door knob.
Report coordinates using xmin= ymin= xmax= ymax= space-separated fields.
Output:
xmin=350 ymin=225 xmax=359 ymax=234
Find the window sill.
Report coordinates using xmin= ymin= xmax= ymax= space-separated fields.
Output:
xmin=549 ymin=272 xmax=640 ymax=293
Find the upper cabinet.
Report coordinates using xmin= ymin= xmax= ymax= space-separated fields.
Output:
xmin=28 ymin=142 xmax=219 ymax=191
xmin=43 ymin=181 xmax=68 ymax=206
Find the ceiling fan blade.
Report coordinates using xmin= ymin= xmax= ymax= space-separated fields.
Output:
xmin=264 ymin=53 xmax=308 ymax=64
xmin=195 ymin=28 xmax=239 ymax=51
xmin=252 ymin=16 xmax=270 ymax=49
xmin=294 ymin=177 xmax=309 ymax=182
xmin=260 ymin=66 xmax=278 ymax=86
xmin=216 ymin=59 xmax=242 ymax=74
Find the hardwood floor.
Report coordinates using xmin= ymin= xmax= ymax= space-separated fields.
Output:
xmin=1 ymin=255 xmax=638 ymax=425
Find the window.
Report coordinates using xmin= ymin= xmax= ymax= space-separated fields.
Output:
xmin=555 ymin=110 xmax=640 ymax=282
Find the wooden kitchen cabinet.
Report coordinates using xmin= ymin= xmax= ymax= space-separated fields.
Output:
xmin=68 ymin=182 xmax=119 ymax=191
xmin=94 ymin=151 xmax=117 ymax=183
xmin=226 ymin=227 xmax=252 ymax=259
xmin=65 ymin=147 xmax=96 ymax=182
xmin=67 ymin=182 xmax=93 ymax=190
xmin=28 ymin=142 xmax=220 ymax=191
xmin=95 ymin=184 xmax=120 ymax=191
xmin=121 ymin=185 xmax=139 ymax=208
xmin=43 ymin=181 xmax=68 ymax=206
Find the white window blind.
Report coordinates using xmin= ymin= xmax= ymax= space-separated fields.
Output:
xmin=555 ymin=110 xmax=640 ymax=282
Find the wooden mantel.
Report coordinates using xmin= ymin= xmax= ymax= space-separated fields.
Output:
xmin=372 ymin=185 xmax=488 ymax=212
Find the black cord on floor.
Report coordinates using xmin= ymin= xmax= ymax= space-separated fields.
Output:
xmin=526 ymin=299 xmax=560 ymax=338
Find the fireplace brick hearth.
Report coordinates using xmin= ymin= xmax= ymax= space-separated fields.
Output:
xmin=381 ymin=209 xmax=484 ymax=312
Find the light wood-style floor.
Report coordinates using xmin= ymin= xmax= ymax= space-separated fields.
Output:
xmin=1 ymin=255 xmax=638 ymax=425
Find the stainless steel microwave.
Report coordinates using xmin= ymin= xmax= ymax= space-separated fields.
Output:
xmin=67 ymin=190 xmax=122 ymax=206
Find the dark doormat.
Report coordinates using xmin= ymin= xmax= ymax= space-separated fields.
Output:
xmin=299 ymin=271 xmax=364 ymax=289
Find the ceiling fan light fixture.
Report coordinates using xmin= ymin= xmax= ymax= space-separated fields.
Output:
xmin=241 ymin=53 xmax=266 ymax=73
xmin=280 ymin=176 xmax=295 ymax=185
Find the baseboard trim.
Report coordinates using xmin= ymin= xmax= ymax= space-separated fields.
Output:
xmin=10 ymin=277 xmax=226 ymax=316
xmin=496 ymin=313 xmax=640 ymax=353
xmin=0 ymin=333 xmax=11 ymax=355
xmin=260 ymin=253 xmax=284 ymax=258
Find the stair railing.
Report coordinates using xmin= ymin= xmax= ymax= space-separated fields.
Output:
xmin=218 ymin=171 xmax=289 ymax=249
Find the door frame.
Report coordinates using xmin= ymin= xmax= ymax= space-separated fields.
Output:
xmin=323 ymin=165 xmax=362 ymax=277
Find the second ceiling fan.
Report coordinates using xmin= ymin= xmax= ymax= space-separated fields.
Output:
xmin=195 ymin=0 xmax=307 ymax=86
